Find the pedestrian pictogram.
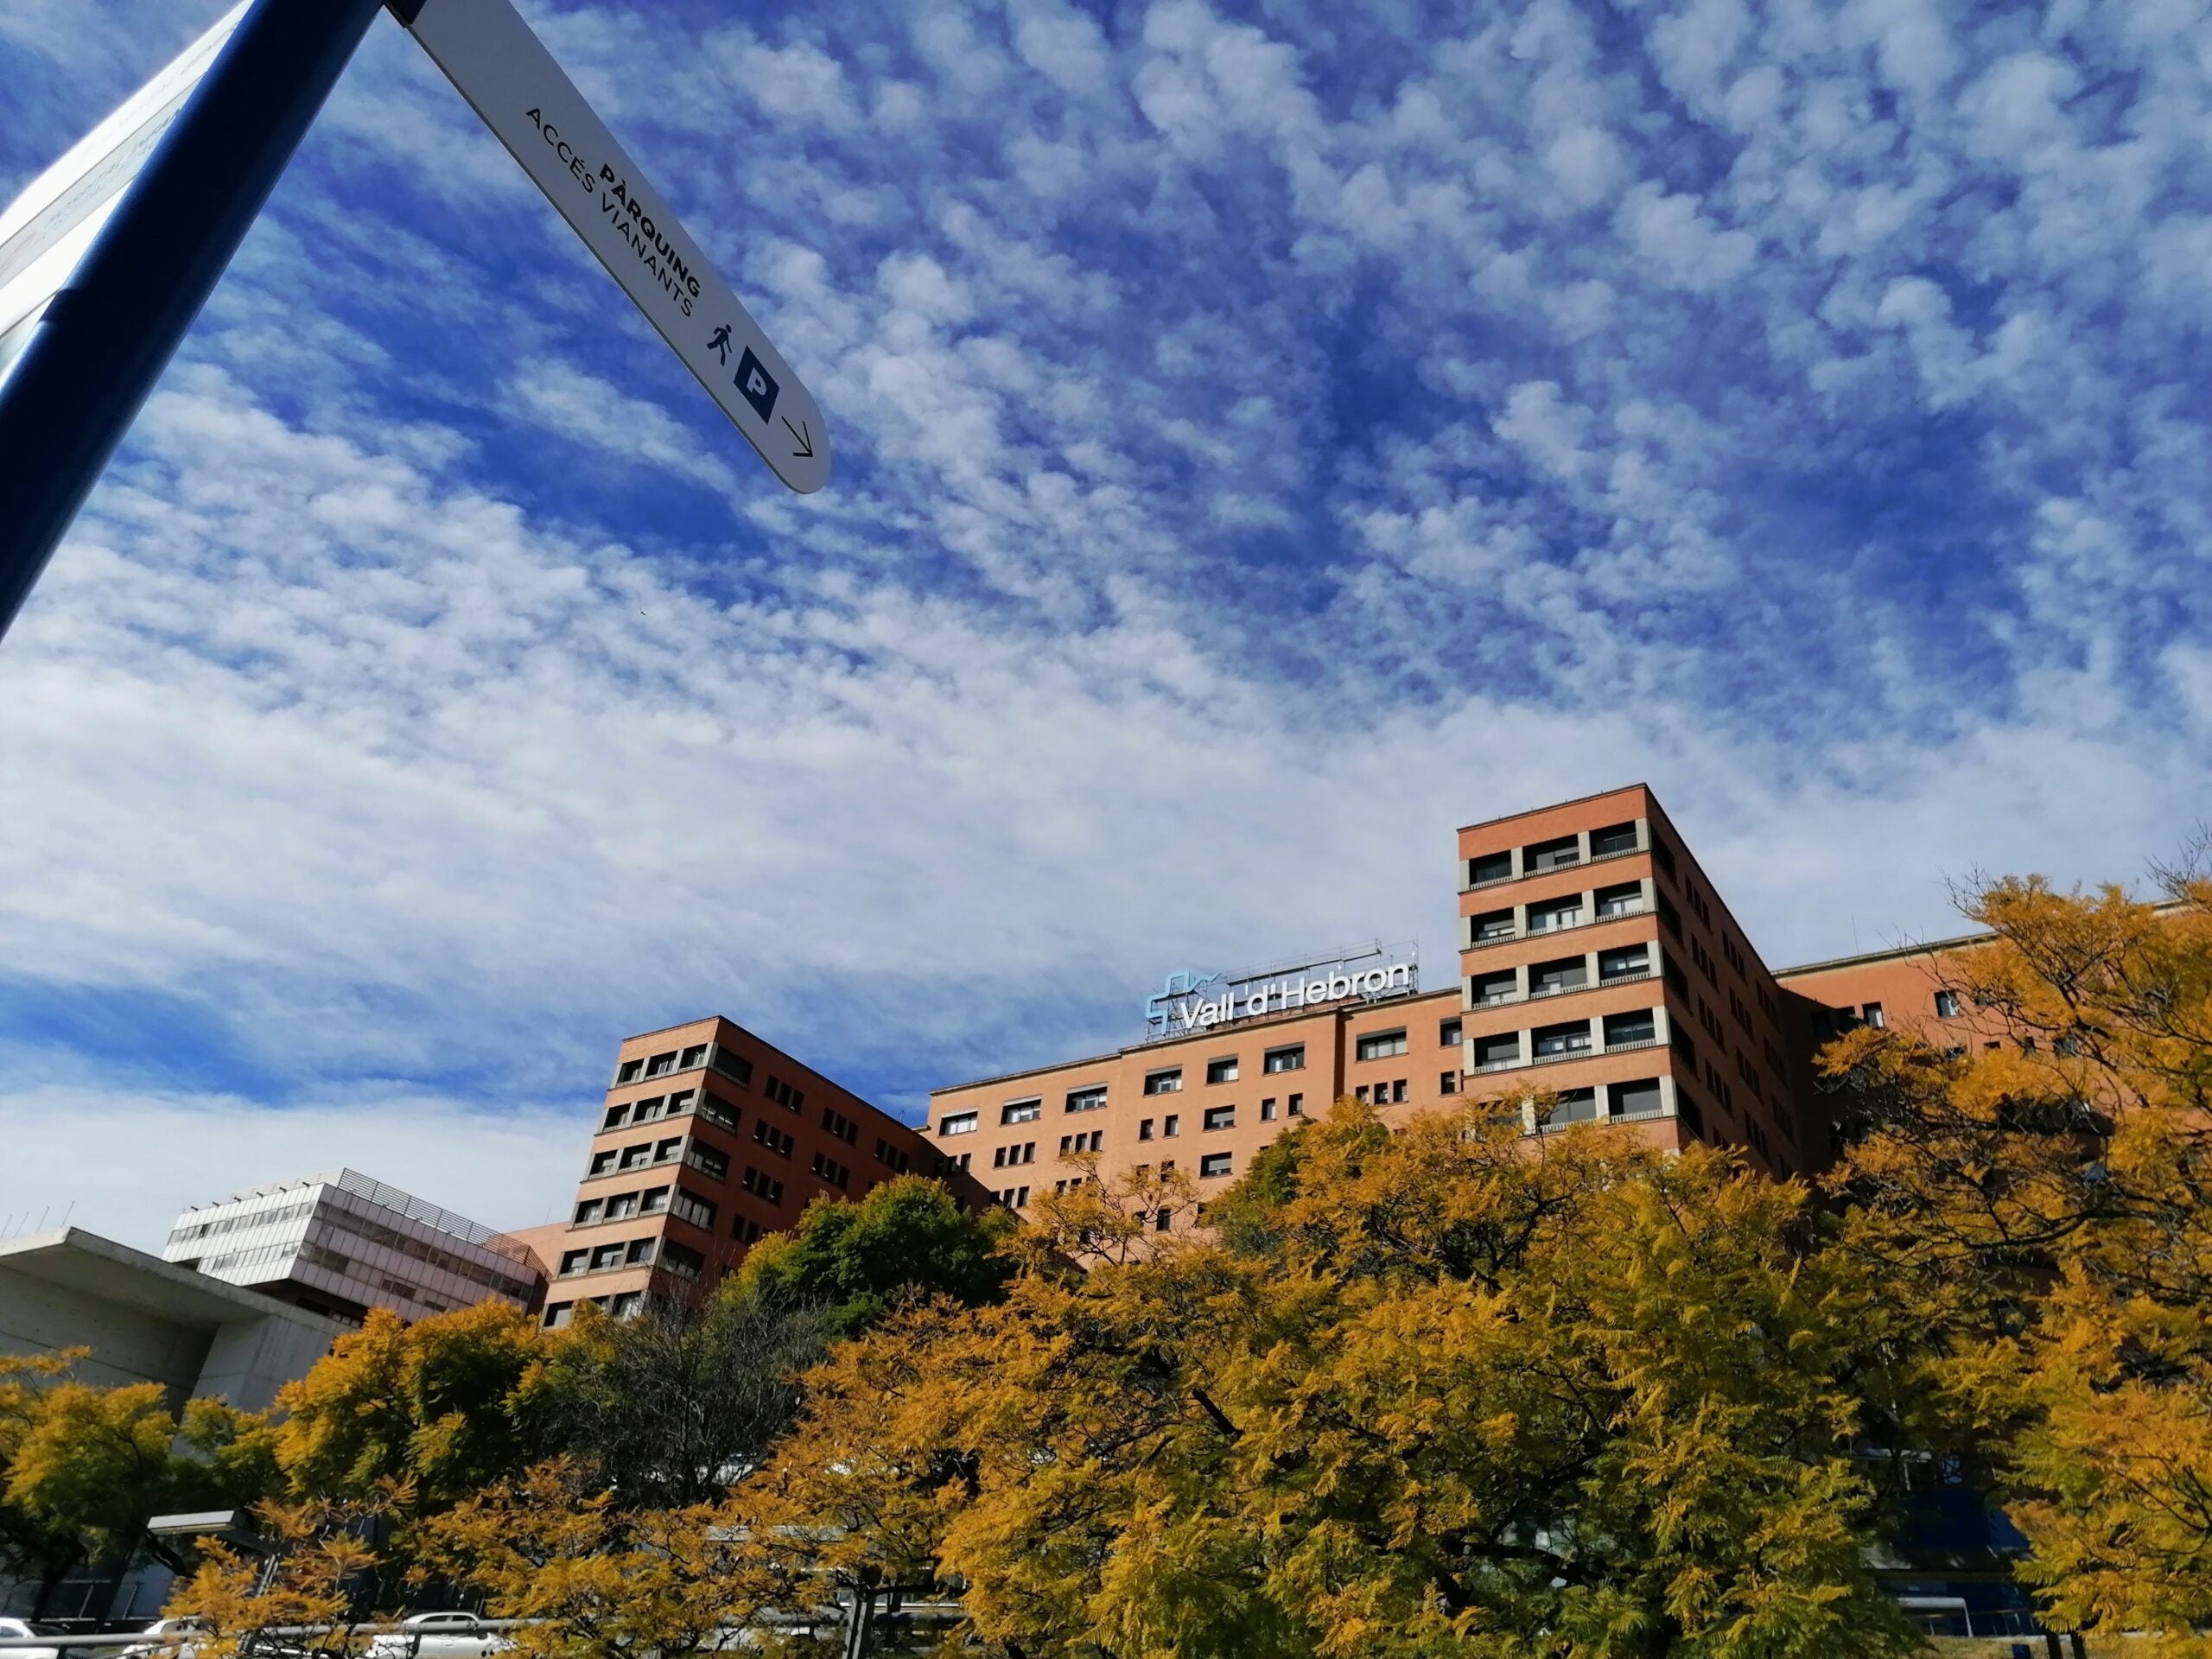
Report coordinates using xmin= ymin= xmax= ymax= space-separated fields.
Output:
xmin=707 ymin=322 xmax=731 ymax=365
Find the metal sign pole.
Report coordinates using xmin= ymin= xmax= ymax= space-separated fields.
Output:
xmin=0 ymin=0 xmax=388 ymax=645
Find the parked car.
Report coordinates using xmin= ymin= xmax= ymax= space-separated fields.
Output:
xmin=0 ymin=1620 xmax=65 ymax=1659
xmin=365 ymin=1614 xmax=512 ymax=1659
xmin=122 ymin=1618 xmax=213 ymax=1659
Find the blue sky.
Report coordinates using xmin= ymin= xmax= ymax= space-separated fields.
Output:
xmin=2 ymin=0 xmax=2207 ymax=1244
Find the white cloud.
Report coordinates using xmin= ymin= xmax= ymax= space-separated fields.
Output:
xmin=0 ymin=1084 xmax=583 ymax=1251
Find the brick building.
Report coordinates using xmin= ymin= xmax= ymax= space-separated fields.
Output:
xmin=927 ymin=783 xmax=2006 ymax=1212
xmin=534 ymin=1015 xmax=983 ymax=1325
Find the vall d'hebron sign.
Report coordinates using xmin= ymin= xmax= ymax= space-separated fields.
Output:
xmin=1146 ymin=944 xmax=1420 ymax=1039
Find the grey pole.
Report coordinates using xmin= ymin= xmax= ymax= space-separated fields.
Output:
xmin=0 ymin=0 xmax=391 ymax=646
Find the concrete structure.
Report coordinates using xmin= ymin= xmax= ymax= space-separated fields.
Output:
xmin=0 ymin=1227 xmax=341 ymax=1412
xmin=162 ymin=1169 xmax=543 ymax=1325
xmin=927 ymin=783 xmax=2008 ymax=1207
xmin=539 ymin=1015 xmax=984 ymax=1326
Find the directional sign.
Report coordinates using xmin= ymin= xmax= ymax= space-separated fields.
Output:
xmin=0 ymin=1 xmax=249 ymax=383
xmin=403 ymin=0 xmax=830 ymax=493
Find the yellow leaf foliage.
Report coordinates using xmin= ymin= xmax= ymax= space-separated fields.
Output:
xmin=1827 ymin=867 xmax=2212 ymax=1648
xmin=762 ymin=1101 xmax=1926 ymax=1659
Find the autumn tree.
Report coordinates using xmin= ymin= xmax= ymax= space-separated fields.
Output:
xmin=0 ymin=1351 xmax=280 ymax=1612
xmin=762 ymin=1103 xmax=1928 ymax=1659
xmin=410 ymin=1460 xmax=805 ymax=1659
xmin=1825 ymin=861 xmax=2212 ymax=1644
xmin=274 ymin=1300 xmax=551 ymax=1516
xmin=163 ymin=1494 xmax=397 ymax=1659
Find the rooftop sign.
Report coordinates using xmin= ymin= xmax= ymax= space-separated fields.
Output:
xmin=1144 ymin=943 xmax=1419 ymax=1040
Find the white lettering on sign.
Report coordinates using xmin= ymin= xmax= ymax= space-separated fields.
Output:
xmin=1146 ymin=957 xmax=1416 ymax=1038
xmin=404 ymin=0 xmax=829 ymax=493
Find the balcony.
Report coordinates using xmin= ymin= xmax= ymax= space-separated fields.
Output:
xmin=1531 ymin=1045 xmax=1595 ymax=1066
xmin=1605 ymin=1036 xmax=1660 ymax=1053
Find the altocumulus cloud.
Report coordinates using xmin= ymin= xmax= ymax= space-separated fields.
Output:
xmin=1 ymin=0 xmax=2207 ymax=1244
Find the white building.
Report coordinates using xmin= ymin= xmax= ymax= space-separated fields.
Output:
xmin=161 ymin=1169 xmax=542 ymax=1325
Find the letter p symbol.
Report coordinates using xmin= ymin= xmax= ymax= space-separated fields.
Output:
xmin=734 ymin=346 xmax=779 ymax=423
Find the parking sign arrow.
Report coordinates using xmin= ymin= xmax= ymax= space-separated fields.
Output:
xmin=401 ymin=0 xmax=830 ymax=493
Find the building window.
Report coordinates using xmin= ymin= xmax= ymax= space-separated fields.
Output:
xmin=679 ymin=1044 xmax=708 ymax=1070
xmin=559 ymin=1249 xmax=588 ymax=1276
xmin=1139 ymin=1117 xmax=1154 ymax=1141
xmin=742 ymin=1166 xmax=785 ymax=1205
xmin=626 ymin=1238 xmax=657 ymax=1266
xmin=1590 ymin=821 xmax=1638 ymax=858
xmin=609 ymin=1291 xmax=645 ymax=1319
xmin=638 ymin=1187 xmax=670 ymax=1215
xmin=764 ymin=1077 xmax=804 ymax=1111
xmin=1356 ymin=1029 xmax=1408 ymax=1061
xmin=1544 ymin=1088 xmax=1599 ymax=1128
xmin=672 ymin=1189 xmax=717 ymax=1229
xmin=698 ymin=1092 xmax=740 ymax=1132
xmin=1594 ymin=880 xmax=1643 ymax=918
xmin=1471 ymin=969 xmax=1517 ymax=1006
xmin=645 ymin=1050 xmax=678 ymax=1078
xmin=938 ymin=1110 xmax=979 ymax=1136
xmin=543 ymin=1302 xmax=574 ymax=1329
xmin=1440 ymin=1071 xmax=1459 ymax=1094
xmin=1287 ymin=1093 xmax=1304 ymax=1116
xmin=1934 ymin=989 xmax=1961 ymax=1019
xmin=601 ymin=1104 xmax=628 ymax=1131
xmin=588 ymin=1150 xmax=617 ymax=1177
xmin=1263 ymin=1045 xmax=1306 ymax=1073
xmin=1260 ymin=1097 xmax=1277 ymax=1122
xmin=1199 ymin=1152 xmax=1233 ymax=1179
xmin=753 ymin=1122 xmax=795 ymax=1158
xmin=822 ymin=1107 xmax=859 ymax=1145
xmin=616 ymin=1058 xmax=645 ymax=1084
xmin=1468 ymin=849 xmax=1513 ymax=887
xmin=607 ymin=1192 xmax=645 ymax=1220
xmin=1530 ymin=956 xmax=1587 ymax=998
xmin=810 ymin=1153 xmax=851 ymax=1191
xmin=1390 ymin=1079 xmax=1408 ymax=1103
xmin=1001 ymin=1098 xmax=1042 ymax=1125
xmin=873 ymin=1136 xmax=911 ymax=1171
xmin=1472 ymin=908 xmax=1515 ymax=943
xmin=1604 ymin=1009 xmax=1657 ymax=1050
xmin=1205 ymin=1057 xmax=1239 ymax=1085
xmin=1066 ymin=1086 xmax=1109 ymax=1113
xmin=1613 ymin=1077 xmax=1663 ymax=1120
xmin=1471 ymin=1033 xmax=1521 ymax=1071
xmin=661 ymin=1242 xmax=704 ymax=1281
xmin=1155 ymin=1208 xmax=1173 ymax=1233
xmin=1439 ymin=1018 xmax=1462 ymax=1046
xmin=1528 ymin=897 xmax=1583 ymax=934
xmin=1163 ymin=1114 xmax=1180 ymax=1137
xmin=1203 ymin=1104 xmax=1235 ymax=1132
xmin=1144 ymin=1069 xmax=1183 ymax=1096
xmin=1525 ymin=835 xmax=1580 ymax=874
xmin=588 ymin=1242 xmax=624 ymax=1271
xmin=573 ymin=1198 xmax=603 ymax=1226
xmin=1599 ymin=944 xmax=1649 ymax=982
xmin=1863 ymin=1001 xmax=1885 ymax=1028
xmin=684 ymin=1143 xmax=729 ymax=1181
xmin=710 ymin=1047 xmax=753 ymax=1085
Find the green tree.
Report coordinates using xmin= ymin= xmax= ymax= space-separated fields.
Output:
xmin=763 ymin=1103 xmax=1929 ymax=1659
xmin=728 ymin=1174 xmax=1017 ymax=1337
